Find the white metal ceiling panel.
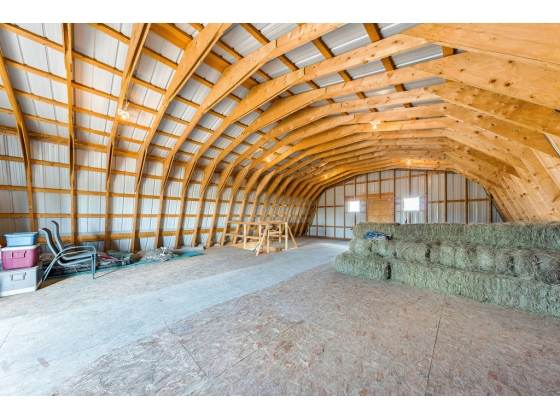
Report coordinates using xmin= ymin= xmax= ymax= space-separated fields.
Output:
xmin=167 ymin=100 xmax=196 ymax=122
xmin=378 ymin=23 xmax=419 ymax=38
xmin=199 ymin=113 xmax=221 ymax=130
xmin=259 ymin=58 xmax=291 ymax=79
xmin=221 ymin=24 xmax=261 ymax=57
xmin=288 ymin=82 xmax=313 ymax=95
xmin=392 ymin=44 xmax=443 ymax=68
xmin=0 ymin=113 xmax=17 ymax=128
xmin=255 ymin=23 xmax=298 ymax=42
xmin=144 ymin=32 xmax=182 ymax=64
xmin=363 ymin=85 xmax=397 ymax=97
xmin=210 ymin=44 xmax=237 ymax=65
xmin=321 ymin=24 xmax=370 ymax=56
xmin=104 ymin=23 xmax=133 ymax=38
xmin=174 ymin=23 xmax=198 ymax=38
xmin=179 ymin=79 xmax=210 ymax=104
xmin=284 ymin=42 xmax=324 ymax=68
xmin=403 ymin=76 xmax=446 ymax=90
xmin=345 ymin=60 xmax=385 ymax=79
xmin=312 ymin=72 xmax=345 ymax=88
xmin=194 ymin=62 xmax=222 ymax=84
xmin=212 ymin=97 xmax=236 ymax=117
xmin=0 ymin=135 xmax=22 ymax=156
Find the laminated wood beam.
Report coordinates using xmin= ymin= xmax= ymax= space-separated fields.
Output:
xmin=425 ymin=82 xmax=560 ymax=137
xmin=62 ymin=23 xmax=76 ymax=244
xmin=413 ymin=51 xmax=560 ymax=110
xmin=0 ymin=47 xmax=35 ymax=231
xmin=430 ymin=104 xmax=556 ymax=157
xmin=403 ymin=24 xmax=560 ymax=69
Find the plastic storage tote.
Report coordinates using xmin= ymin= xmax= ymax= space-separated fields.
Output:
xmin=1 ymin=244 xmax=41 ymax=270
xmin=0 ymin=263 xmax=43 ymax=297
xmin=4 ymin=232 xmax=39 ymax=247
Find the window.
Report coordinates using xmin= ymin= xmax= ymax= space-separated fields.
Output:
xmin=403 ymin=197 xmax=420 ymax=211
xmin=347 ymin=200 xmax=360 ymax=212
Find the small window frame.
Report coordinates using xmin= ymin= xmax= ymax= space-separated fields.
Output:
xmin=346 ymin=200 xmax=361 ymax=213
xmin=403 ymin=197 xmax=420 ymax=212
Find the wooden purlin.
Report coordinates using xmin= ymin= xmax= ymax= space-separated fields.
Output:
xmin=0 ymin=47 xmax=35 ymax=232
xmin=363 ymin=23 xmax=412 ymax=108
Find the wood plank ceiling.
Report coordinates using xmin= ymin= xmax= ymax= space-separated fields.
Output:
xmin=1 ymin=23 xmax=560 ymax=250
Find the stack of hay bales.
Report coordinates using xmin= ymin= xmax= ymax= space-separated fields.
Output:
xmin=334 ymin=222 xmax=560 ymax=317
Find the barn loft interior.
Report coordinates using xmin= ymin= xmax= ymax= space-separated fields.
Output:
xmin=2 ymin=13 xmax=560 ymax=399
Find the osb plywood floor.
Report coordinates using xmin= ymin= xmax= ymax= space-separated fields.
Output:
xmin=2 ymin=237 xmax=560 ymax=395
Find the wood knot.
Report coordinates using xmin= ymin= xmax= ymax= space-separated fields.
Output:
xmin=489 ymin=78 xmax=497 ymax=84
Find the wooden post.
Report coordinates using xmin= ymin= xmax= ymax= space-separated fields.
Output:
xmin=407 ymin=169 xmax=411 ymax=224
xmin=285 ymin=222 xmax=288 ymax=250
xmin=488 ymin=194 xmax=493 ymax=223
xmin=243 ymin=224 xmax=247 ymax=249
xmin=443 ymin=171 xmax=448 ymax=223
xmin=464 ymin=176 xmax=469 ymax=224
xmin=424 ymin=171 xmax=428 ymax=223
xmin=393 ymin=169 xmax=396 ymax=223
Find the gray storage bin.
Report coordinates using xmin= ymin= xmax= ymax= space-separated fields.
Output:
xmin=0 ymin=263 xmax=43 ymax=297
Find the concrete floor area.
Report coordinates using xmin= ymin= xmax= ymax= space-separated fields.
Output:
xmin=1 ymin=237 xmax=560 ymax=395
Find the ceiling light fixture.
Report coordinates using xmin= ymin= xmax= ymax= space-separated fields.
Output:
xmin=118 ymin=101 xmax=130 ymax=121
xmin=370 ymin=120 xmax=381 ymax=129
xmin=407 ymin=160 xmax=411 ymax=165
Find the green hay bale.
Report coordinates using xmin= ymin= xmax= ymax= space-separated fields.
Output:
xmin=438 ymin=242 xmax=456 ymax=267
xmin=476 ymin=246 xmax=497 ymax=272
xmin=511 ymin=248 xmax=538 ymax=278
xmin=352 ymin=238 xmax=372 ymax=257
xmin=464 ymin=224 xmax=494 ymax=246
xmin=535 ymin=252 xmax=560 ymax=284
xmin=428 ymin=243 xmax=441 ymax=264
xmin=334 ymin=252 xmax=390 ymax=281
xmin=395 ymin=241 xmax=430 ymax=263
xmin=395 ymin=223 xmax=465 ymax=243
xmin=539 ymin=222 xmax=560 ymax=251
xmin=371 ymin=240 xmax=397 ymax=258
xmin=495 ymin=248 xmax=514 ymax=275
xmin=455 ymin=244 xmax=478 ymax=271
xmin=352 ymin=222 xmax=400 ymax=239
xmin=389 ymin=258 xmax=560 ymax=317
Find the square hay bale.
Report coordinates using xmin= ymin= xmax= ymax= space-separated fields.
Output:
xmin=539 ymin=222 xmax=560 ymax=251
xmin=353 ymin=222 xmax=400 ymax=239
xmin=511 ymin=248 xmax=538 ymax=277
xmin=334 ymin=252 xmax=390 ymax=281
xmin=535 ymin=252 xmax=560 ymax=284
xmin=349 ymin=238 xmax=372 ymax=256
xmin=495 ymin=248 xmax=514 ymax=275
xmin=372 ymin=240 xmax=397 ymax=258
xmin=438 ymin=242 xmax=456 ymax=267
xmin=389 ymin=258 xmax=560 ymax=317
xmin=476 ymin=246 xmax=497 ymax=272
xmin=395 ymin=223 xmax=465 ymax=243
xmin=464 ymin=224 xmax=496 ymax=246
xmin=395 ymin=241 xmax=430 ymax=263
xmin=428 ymin=243 xmax=441 ymax=264
xmin=455 ymin=244 xmax=478 ymax=271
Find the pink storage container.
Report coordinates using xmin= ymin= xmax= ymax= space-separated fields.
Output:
xmin=1 ymin=244 xmax=41 ymax=270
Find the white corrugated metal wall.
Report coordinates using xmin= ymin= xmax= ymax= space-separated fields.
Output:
xmin=309 ymin=170 xmax=503 ymax=239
